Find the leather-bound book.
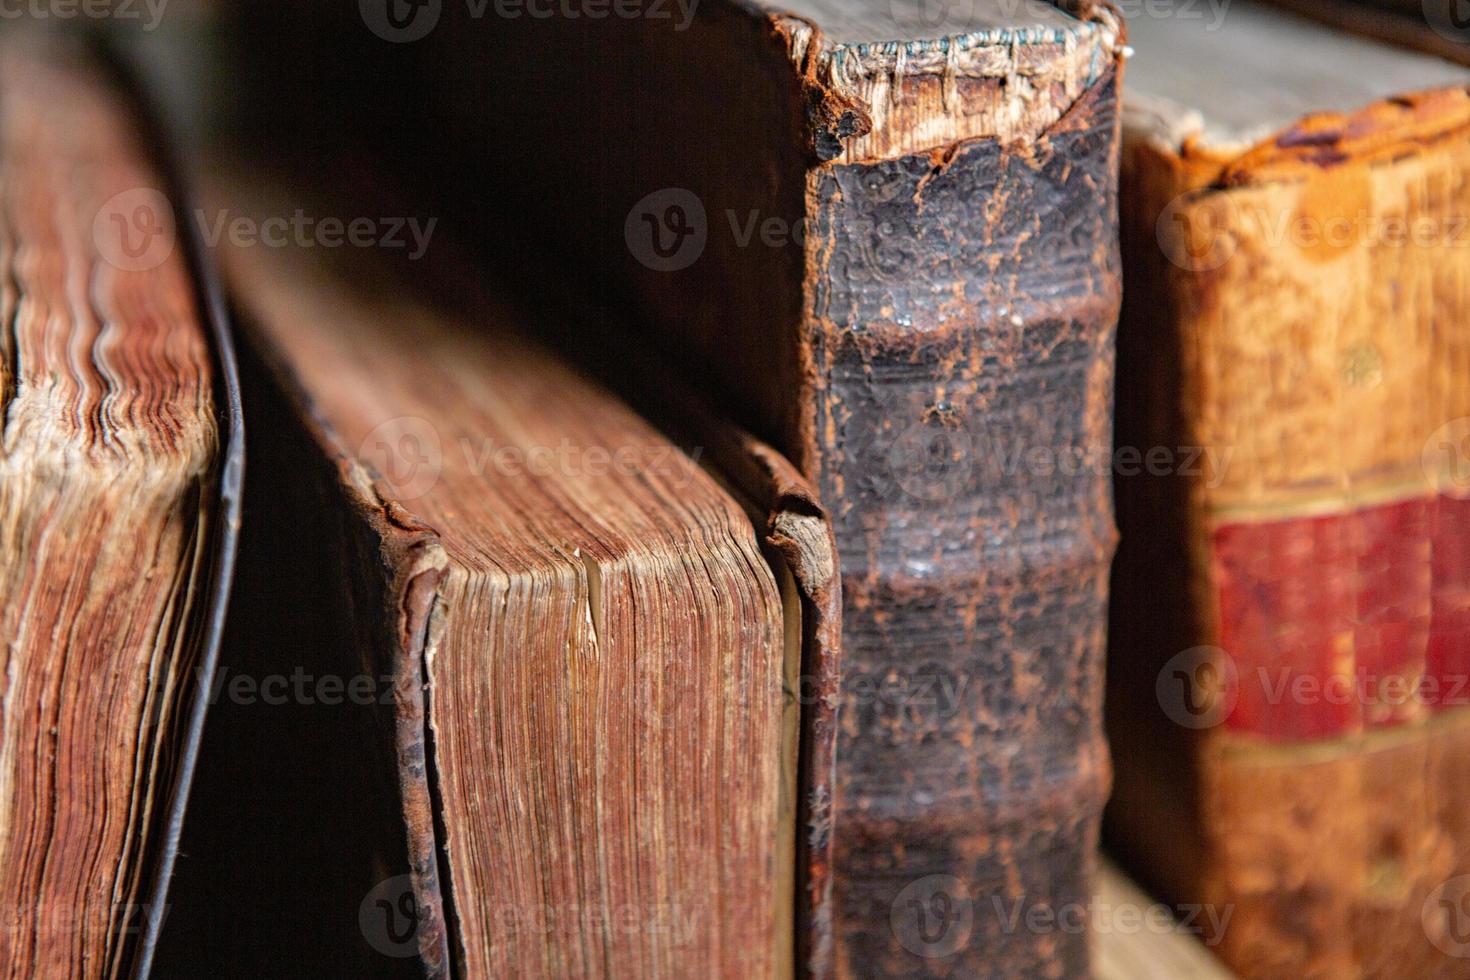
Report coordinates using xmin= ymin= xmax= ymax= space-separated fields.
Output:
xmin=289 ymin=1 xmax=1124 ymax=976
xmin=0 ymin=32 xmax=241 ymax=979
xmin=168 ymin=173 xmax=840 ymax=977
xmin=1111 ymin=4 xmax=1470 ymax=976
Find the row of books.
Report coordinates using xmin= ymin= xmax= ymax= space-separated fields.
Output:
xmin=4 ymin=0 xmax=1469 ymax=975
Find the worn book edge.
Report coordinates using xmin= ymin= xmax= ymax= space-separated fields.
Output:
xmin=766 ymin=0 xmax=1123 ymax=161
xmin=53 ymin=35 xmax=246 ymax=980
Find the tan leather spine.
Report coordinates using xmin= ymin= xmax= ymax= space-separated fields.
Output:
xmin=1114 ymin=87 xmax=1470 ymax=978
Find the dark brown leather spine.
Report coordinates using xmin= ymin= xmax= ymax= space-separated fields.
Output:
xmin=809 ymin=72 xmax=1121 ymax=978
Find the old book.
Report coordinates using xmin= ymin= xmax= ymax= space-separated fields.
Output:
xmin=164 ymin=172 xmax=840 ymax=977
xmin=0 ymin=32 xmax=240 ymax=979
xmin=1110 ymin=3 xmax=1470 ymax=976
xmin=204 ymin=0 xmax=1126 ymax=975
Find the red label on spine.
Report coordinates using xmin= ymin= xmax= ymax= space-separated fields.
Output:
xmin=1212 ymin=495 xmax=1470 ymax=739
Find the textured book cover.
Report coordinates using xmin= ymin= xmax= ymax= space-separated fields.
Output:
xmin=369 ymin=1 xmax=1127 ymax=974
xmin=1111 ymin=4 xmax=1470 ymax=976
xmin=152 ymin=169 xmax=842 ymax=978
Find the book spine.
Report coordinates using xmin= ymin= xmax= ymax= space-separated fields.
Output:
xmin=1110 ymin=90 xmax=1470 ymax=976
xmin=809 ymin=70 xmax=1121 ymax=978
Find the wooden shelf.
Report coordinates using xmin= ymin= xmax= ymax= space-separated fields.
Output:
xmin=1094 ymin=861 xmax=1236 ymax=980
